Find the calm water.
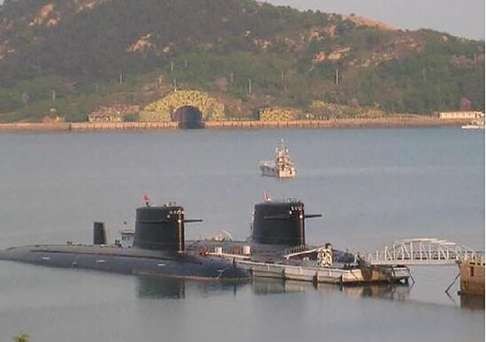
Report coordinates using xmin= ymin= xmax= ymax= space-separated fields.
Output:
xmin=0 ymin=128 xmax=484 ymax=341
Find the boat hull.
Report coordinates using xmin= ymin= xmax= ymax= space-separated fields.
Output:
xmin=0 ymin=245 xmax=249 ymax=281
xmin=259 ymin=164 xmax=295 ymax=178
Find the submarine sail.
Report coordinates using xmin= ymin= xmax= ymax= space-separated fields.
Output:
xmin=252 ymin=200 xmax=322 ymax=246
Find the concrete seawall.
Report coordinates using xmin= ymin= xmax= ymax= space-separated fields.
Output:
xmin=71 ymin=122 xmax=179 ymax=130
xmin=0 ymin=117 xmax=469 ymax=132
xmin=0 ymin=122 xmax=73 ymax=131
xmin=0 ymin=122 xmax=178 ymax=132
xmin=205 ymin=117 xmax=468 ymax=129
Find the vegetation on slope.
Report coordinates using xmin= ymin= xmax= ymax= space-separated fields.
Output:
xmin=0 ymin=0 xmax=483 ymax=122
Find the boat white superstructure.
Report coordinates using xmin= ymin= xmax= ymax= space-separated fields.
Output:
xmin=259 ymin=140 xmax=296 ymax=178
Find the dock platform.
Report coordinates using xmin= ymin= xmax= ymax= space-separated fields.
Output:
xmin=204 ymin=247 xmax=411 ymax=285
xmin=237 ymin=260 xmax=410 ymax=285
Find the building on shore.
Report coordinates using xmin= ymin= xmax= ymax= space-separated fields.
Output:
xmin=41 ymin=115 xmax=65 ymax=124
xmin=87 ymin=105 xmax=140 ymax=122
xmin=438 ymin=111 xmax=484 ymax=120
xmin=41 ymin=108 xmax=65 ymax=123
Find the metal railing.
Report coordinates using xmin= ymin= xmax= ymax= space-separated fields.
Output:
xmin=365 ymin=238 xmax=483 ymax=266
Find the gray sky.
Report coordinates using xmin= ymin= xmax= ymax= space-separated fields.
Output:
xmin=267 ymin=0 xmax=485 ymax=40
xmin=0 ymin=0 xmax=483 ymax=39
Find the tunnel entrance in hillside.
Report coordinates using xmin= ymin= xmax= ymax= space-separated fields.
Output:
xmin=172 ymin=106 xmax=205 ymax=129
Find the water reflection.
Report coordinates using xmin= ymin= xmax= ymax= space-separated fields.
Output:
xmin=137 ymin=276 xmax=412 ymax=303
xmin=252 ymin=278 xmax=411 ymax=302
xmin=252 ymin=278 xmax=309 ymax=295
xmin=137 ymin=276 xmax=187 ymax=299
xmin=136 ymin=276 xmax=485 ymax=311
xmin=136 ymin=276 xmax=245 ymax=299
xmin=339 ymin=284 xmax=411 ymax=302
xmin=460 ymin=294 xmax=485 ymax=311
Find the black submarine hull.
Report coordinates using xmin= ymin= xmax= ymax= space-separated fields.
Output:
xmin=0 ymin=245 xmax=249 ymax=281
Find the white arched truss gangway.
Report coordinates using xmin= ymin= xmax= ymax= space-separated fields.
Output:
xmin=365 ymin=238 xmax=482 ymax=266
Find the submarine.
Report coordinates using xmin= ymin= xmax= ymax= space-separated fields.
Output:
xmin=190 ymin=199 xmax=409 ymax=285
xmin=0 ymin=202 xmax=248 ymax=281
xmin=251 ymin=199 xmax=355 ymax=262
xmin=190 ymin=198 xmax=355 ymax=264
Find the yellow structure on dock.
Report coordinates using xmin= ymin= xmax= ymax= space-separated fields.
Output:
xmin=458 ymin=256 xmax=485 ymax=296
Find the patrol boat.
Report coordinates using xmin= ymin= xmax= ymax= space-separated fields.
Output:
xmin=259 ymin=140 xmax=296 ymax=178
xmin=0 ymin=201 xmax=248 ymax=281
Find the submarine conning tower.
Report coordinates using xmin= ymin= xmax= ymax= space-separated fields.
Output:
xmin=93 ymin=222 xmax=107 ymax=245
xmin=134 ymin=205 xmax=202 ymax=253
xmin=252 ymin=200 xmax=322 ymax=247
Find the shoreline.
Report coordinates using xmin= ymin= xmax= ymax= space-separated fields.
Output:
xmin=0 ymin=116 xmax=471 ymax=132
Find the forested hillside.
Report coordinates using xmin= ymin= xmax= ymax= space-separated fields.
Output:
xmin=0 ymin=0 xmax=483 ymax=122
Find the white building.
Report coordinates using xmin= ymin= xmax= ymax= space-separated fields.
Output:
xmin=438 ymin=111 xmax=484 ymax=120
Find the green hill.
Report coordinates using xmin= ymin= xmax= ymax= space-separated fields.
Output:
xmin=0 ymin=0 xmax=484 ymax=122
